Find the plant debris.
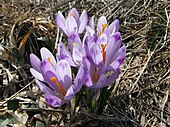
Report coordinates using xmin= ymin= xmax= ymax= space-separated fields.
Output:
xmin=0 ymin=0 xmax=169 ymax=126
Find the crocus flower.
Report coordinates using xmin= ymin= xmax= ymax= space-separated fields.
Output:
xmin=30 ymin=47 xmax=85 ymax=107
xmin=55 ymin=8 xmax=88 ymax=36
xmin=83 ymin=30 xmax=126 ymax=89
xmin=57 ymin=32 xmax=85 ymax=67
xmin=86 ymin=16 xmax=119 ymax=37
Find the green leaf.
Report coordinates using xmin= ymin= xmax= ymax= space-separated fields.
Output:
xmin=7 ymin=99 xmax=19 ymax=111
xmin=35 ymin=121 xmax=45 ymax=127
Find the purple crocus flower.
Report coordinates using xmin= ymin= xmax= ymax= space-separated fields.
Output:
xmin=55 ymin=8 xmax=88 ymax=36
xmin=83 ymin=30 xmax=126 ymax=89
xmin=30 ymin=47 xmax=85 ymax=107
xmin=86 ymin=16 xmax=119 ymax=37
xmin=57 ymin=32 xmax=85 ymax=67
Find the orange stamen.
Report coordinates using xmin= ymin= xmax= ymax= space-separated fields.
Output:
xmin=98 ymin=24 xmax=107 ymax=37
xmin=101 ymin=44 xmax=107 ymax=64
xmin=102 ymin=24 xmax=107 ymax=33
xmin=50 ymin=77 xmax=66 ymax=96
xmin=92 ymin=67 xmax=99 ymax=84
xmin=47 ymin=57 xmax=54 ymax=67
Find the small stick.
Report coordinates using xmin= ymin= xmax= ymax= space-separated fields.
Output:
xmin=0 ymin=79 xmax=35 ymax=107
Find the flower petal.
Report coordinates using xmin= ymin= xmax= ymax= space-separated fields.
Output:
xmin=45 ymin=93 xmax=64 ymax=107
xmin=64 ymin=85 xmax=75 ymax=100
xmin=45 ymin=70 xmax=66 ymax=98
xmin=105 ymin=69 xmax=120 ymax=87
xmin=97 ymin=33 xmax=108 ymax=45
xmin=91 ymin=44 xmax=103 ymax=65
xmin=89 ymin=16 xmax=94 ymax=30
xmin=68 ymin=32 xmax=81 ymax=51
xmin=78 ymin=10 xmax=88 ymax=34
xmin=107 ymin=46 xmax=126 ymax=71
xmin=86 ymin=26 xmax=95 ymax=36
xmin=97 ymin=16 xmax=107 ymax=35
xmin=105 ymin=32 xmax=122 ymax=67
xmin=85 ymin=73 xmax=93 ymax=88
xmin=95 ymin=74 xmax=107 ymax=89
xmin=108 ymin=19 xmax=119 ymax=36
xmin=74 ymin=65 xmax=86 ymax=93
xmin=57 ymin=42 xmax=76 ymax=67
xmin=35 ymin=79 xmax=55 ymax=95
xmin=66 ymin=16 xmax=78 ymax=35
xmin=72 ymin=46 xmax=83 ymax=66
xmin=30 ymin=68 xmax=44 ymax=81
xmin=40 ymin=47 xmax=57 ymax=69
xmin=40 ymin=60 xmax=56 ymax=76
xmin=30 ymin=53 xmax=41 ymax=72
xmin=68 ymin=8 xmax=79 ymax=23
xmin=56 ymin=60 xmax=72 ymax=90
xmin=55 ymin=11 xmax=68 ymax=36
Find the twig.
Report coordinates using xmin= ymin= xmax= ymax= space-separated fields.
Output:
xmin=122 ymin=21 xmax=152 ymax=42
xmin=122 ymin=0 xmax=140 ymax=18
xmin=20 ymin=107 xmax=66 ymax=114
xmin=129 ymin=38 xmax=161 ymax=92
xmin=160 ymin=90 xmax=169 ymax=120
xmin=0 ymin=79 xmax=35 ymax=107
xmin=54 ymin=27 xmax=60 ymax=50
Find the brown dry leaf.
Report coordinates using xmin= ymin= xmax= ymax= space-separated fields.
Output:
xmin=14 ymin=110 xmax=29 ymax=125
xmin=18 ymin=30 xmax=32 ymax=50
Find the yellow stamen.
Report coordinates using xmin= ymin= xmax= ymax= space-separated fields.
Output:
xmin=50 ymin=77 xmax=66 ymax=96
xmin=101 ymin=44 xmax=107 ymax=64
xmin=47 ymin=57 xmax=54 ymax=67
xmin=73 ymin=42 xmax=78 ymax=47
xmin=71 ymin=13 xmax=75 ymax=17
xmin=92 ymin=67 xmax=99 ymax=84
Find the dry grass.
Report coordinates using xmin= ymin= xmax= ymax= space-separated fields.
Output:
xmin=0 ymin=0 xmax=169 ymax=127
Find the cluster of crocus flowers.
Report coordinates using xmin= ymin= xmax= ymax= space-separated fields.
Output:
xmin=30 ymin=48 xmax=85 ymax=107
xmin=30 ymin=8 xmax=126 ymax=107
xmin=83 ymin=16 xmax=126 ymax=89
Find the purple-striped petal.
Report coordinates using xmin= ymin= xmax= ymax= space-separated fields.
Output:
xmin=40 ymin=47 xmax=57 ymax=69
xmin=95 ymin=74 xmax=107 ymax=89
xmin=89 ymin=16 xmax=94 ymax=30
xmin=86 ymin=26 xmax=95 ymax=36
xmin=72 ymin=46 xmax=83 ymax=66
xmin=105 ymin=69 xmax=120 ymax=87
xmin=97 ymin=16 xmax=107 ymax=35
xmin=68 ymin=32 xmax=81 ymax=50
xmin=78 ymin=10 xmax=88 ymax=34
xmin=64 ymin=85 xmax=75 ymax=100
xmin=30 ymin=53 xmax=41 ymax=72
xmin=66 ymin=16 xmax=78 ymax=34
xmin=55 ymin=11 xmax=68 ymax=36
xmin=108 ymin=19 xmax=119 ymax=36
xmin=105 ymin=32 xmax=122 ymax=67
xmin=74 ymin=65 xmax=86 ymax=93
xmin=57 ymin=42 xmax=76 ymax=67
xmin=85 ymin=73 xmax=93 ymax=88
xmin=35 ymin=79 xmax=55 ymax=95
xmin=56 ymin=60 xmax=72 ymax=90
xmin=40 ymin=60 xmax=56 ymax=76
xmin=91 ymin=44 xmax=103 ymax=65
xmin=45 ymin=93 xmax=64 ymax=107
xmin=107 ymin=47 xmax=126 ymax=71
xmin=68 ymin=8 xmax=79 ymax=23
xmin=30 ymin=68 xmax=44 ymax=81
xmin=97 ymin=33 xmax=108 ymax=45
